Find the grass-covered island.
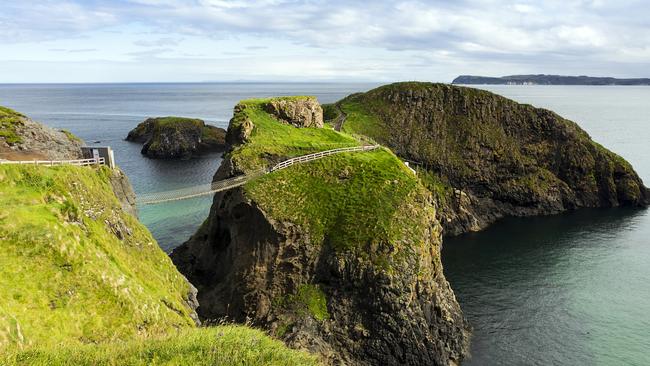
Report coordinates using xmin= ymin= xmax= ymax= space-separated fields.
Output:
xmin=172 ymin=96 xmax=470 ymax=366
xmin=126 ymin=117 xmax=227 ymax=159
xmin=332 ymin=82 xmax=649 ymax=235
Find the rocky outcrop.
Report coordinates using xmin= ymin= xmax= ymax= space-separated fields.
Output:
xmin=126 ymin=117 xmax=227 ymax=159
xmin=0 ymin=106 xmax=83 ymax=161
xmin=172 ymin=98 xmax=470 ymax=366
xmin=262 ymin=97 xmax=324 ymax=128
xmin=225 ymin=104 xmax=255 ymax=146
xmin=108 ymin=168 xmax=138 ymax=217
xmin=338 ymin=82 xmax=649 ymax=235
xmin=173 ymin=173 xmax=469 ymax=366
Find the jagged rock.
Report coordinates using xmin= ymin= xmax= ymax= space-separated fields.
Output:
xmin=126 ymin=117 xmax=227 ymax=159
xmin=337 ymin=82 xmax=649 ymax=235
xmin=262 ymin=97 xmax=324 ymax=128
xmin=171 ymin=98 xmax=470 ymax=366
xmin=108 ymin=168 xmax=137 ymax=217
xmin=0 ymin=106 xmax=83 ymax=161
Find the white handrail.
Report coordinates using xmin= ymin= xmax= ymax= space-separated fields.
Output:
xmin=137 ymin=144 xmax=380 ymax=206
xmin=269 ymin=145 xmax=379 ymax=172
xmin=0 ymin=157 xmax=105 ymax=166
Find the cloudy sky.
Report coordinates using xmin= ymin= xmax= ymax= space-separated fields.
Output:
xmin=1 ymin=0 xmax=649 ymax=83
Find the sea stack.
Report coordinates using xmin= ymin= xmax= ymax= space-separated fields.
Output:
xmin=126 ymin=117 xmax=227 ymax=159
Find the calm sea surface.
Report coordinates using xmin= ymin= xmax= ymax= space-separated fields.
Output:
xmin=0 ymin=83 xmax=648 ymax=365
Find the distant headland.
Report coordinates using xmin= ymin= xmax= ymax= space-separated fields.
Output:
xmin=452 ymin=74 xmax=650 ymax=85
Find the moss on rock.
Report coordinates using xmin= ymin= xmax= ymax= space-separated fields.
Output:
xmin=337 ymin=82 xmax=649 ymax=235
xmin=0 ymin=107 xmax=25 ymax=145
xmin=172 ymin=96 xmax=470 ymax=365
xmin=126 ymin=117 xmax=226 ymax=159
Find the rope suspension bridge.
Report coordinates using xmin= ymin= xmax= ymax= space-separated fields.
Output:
xmin=136 ymin=145 xmax=379 ymax=206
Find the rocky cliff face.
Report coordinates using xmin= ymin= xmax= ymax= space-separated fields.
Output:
xmin=0 ymin=106 xmax=83 ymax=161
xmin=337 ymin=82 xmax=649 ymax=235
xmin=126 ymin=117 xmax=227 ymax=159
xmin=108 ymin=168 xmax=138 ymax=217
xmin=172 ymin=97 xmax=469 ymax=366
xmin=262 ymin=96 xmax=324 ymax=128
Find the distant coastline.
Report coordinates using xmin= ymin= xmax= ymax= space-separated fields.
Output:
xmin=452 ymin=74 xmax=650 ymax=86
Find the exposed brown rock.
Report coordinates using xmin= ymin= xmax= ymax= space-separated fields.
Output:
xmin=263 ymin=97 xmax=324 ymax=128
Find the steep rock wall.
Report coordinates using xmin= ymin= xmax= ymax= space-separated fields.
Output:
xmin=338 ymin=82 xmax=649 ymax=235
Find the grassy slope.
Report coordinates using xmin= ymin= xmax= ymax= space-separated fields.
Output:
xmin=0 ymin=164 xmax=196 ymax=347
xmin=0 ymin=164 xmax=319 ymax=364
xmin=336 ymin=82 xmax=628 ymax=203
xmin=3 ymin=326 xmax=320 ymax=366
xmin=236 ymin=97 xmax=432 ymax=269
xmin=0 ymin=106 xmax=25 ymax=145
xmin=229 ymin=98 xmax=360 ymax=172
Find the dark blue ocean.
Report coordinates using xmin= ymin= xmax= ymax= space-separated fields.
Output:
xmin=0 ymin=83 xmax=648 ymax=365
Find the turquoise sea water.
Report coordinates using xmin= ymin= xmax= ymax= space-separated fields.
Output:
xmin=0 ymin=83 xmax=647 ymax=365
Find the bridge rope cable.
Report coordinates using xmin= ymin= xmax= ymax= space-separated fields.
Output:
xmin=136 ymin=144 xmax=379 ymax=206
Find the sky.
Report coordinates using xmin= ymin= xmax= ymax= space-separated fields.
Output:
xmin=1 ymin=0 xmax=649 ymax=83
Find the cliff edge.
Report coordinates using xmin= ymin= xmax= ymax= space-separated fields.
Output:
xmin=172 ymin=97 xmax=470 ymax=366
xmin=0 ymin=108 xmax=318 ymax=365
xmin=335 ymin=82 xmax=649 ymax=235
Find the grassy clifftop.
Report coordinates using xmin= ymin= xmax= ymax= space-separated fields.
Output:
xmin=173 ymin=96 xmax=469 ymax=364
xmin=0 ymin=164 xmax=197 ymax=347
xmin=0 ymin=163 xmax=320 ymax=364
xmin=227 ymin=98 xmax=360 ymax=173
xmin=232 ymin=97 xmax=430 ymax=258
xmin=334 ymin=82 xmax=648 ymax=234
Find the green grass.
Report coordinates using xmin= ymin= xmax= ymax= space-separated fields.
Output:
xmin=275 ymin=285 xmax=329 ymax=322
xmin=201 ymin=125 xmax=225 ymax=145
xmin=2 ymin=326 xmax=322 ymax=366
xmin=339 ymin=99 xmax=386 ymax=139
xmin=321 ymin=103 xmax=341 ymax=124
xmin=0 ymin=164 xmax=196 ymax=349
xmin=416 ymin=167 xmax=454 ymax=204
xmin=0 ymin=106 xmax=25 ymax=145
xmin=154 ymin=116 xmax=203 ymax=129
xmin=229 ymin=98 xmax=360 ymax=172
xmin=60 ymin=129 xmax=81 ymax=143
xmin=245 ymin=148 xmax=431 ymax=257
xmin=228 ymin=97 xmax=435 ymax=261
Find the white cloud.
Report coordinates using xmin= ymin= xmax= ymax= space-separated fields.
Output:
xmin=1 ymin=0 xmax=649 ymax=81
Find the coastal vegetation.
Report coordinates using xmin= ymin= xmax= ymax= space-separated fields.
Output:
xmin=0 ymin=113 xmax=320 ymax=365
xmin=227 ymin=97 xmax=359 ymax=172
xmin=172 ymin=96 xmax=469 ymax=365
xmin=0 ymin=106 xmax=25 ymax=145
xmin=335 ymin=82 xmax=649 ymax=235
xmin=452 ymin=74 xmax=650 ymax=85
xmin=3 ymin=326 xmax=321 ymax=366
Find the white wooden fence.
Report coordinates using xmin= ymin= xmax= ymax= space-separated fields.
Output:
xmin=0 ymin=157 xmax=105 ymax=166
xmin=269 ymin=145 xmax=379 ymax=172
xmin=137 ymin=144 xmax=380 ymax=205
